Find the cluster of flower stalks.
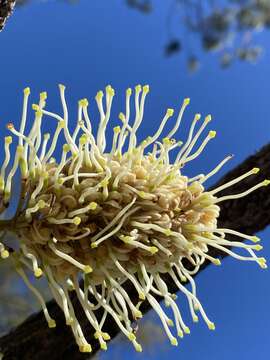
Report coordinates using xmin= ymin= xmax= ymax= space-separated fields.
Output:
xmin=0 ymin=84 xmax=268 ymax=353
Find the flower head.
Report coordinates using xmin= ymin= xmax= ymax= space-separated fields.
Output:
xmin=0 ymin=84 xmax=267 ymax=352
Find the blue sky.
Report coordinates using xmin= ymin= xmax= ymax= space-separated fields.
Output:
xmin=0 ymin=0 xmax=270 ymax=359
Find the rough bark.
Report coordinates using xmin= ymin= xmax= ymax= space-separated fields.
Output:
xmin=0 ymin=0 xmax=16 ymax=30
xmin=1 ymin=143 xmax=270 ymax=360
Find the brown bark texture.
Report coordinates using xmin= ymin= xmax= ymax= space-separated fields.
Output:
xmin=0 ymin=143 xmax=270 ymax=360
xmin=0 ymin=0 xmax=16 ymax=30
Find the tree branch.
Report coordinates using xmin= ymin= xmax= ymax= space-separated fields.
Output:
xmin=0 ymin=0 xmax=16 ymax=31
xmin=1 ymin=143 xmax=270 ymax=360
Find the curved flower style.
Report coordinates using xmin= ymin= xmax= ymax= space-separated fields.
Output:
xmin=0 ymin=84 xmax=268 ymax=353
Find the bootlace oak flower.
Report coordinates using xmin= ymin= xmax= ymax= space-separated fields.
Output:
xmin=0 ymin=84 xmax=268 ymax=353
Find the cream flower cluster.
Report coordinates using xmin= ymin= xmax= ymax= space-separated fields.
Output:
xmin=0 ymin=84 xmax=268 ymax=353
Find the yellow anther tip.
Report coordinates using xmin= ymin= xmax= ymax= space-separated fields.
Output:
xmin=48 ymin=319 xmax=56 ymax=328
xmin=149 ymin=246 xmax=158 ymax=254
xmin=251 ymin=236 xmax=260 ymax=243
xmin=163 ymin=137 xmax=171 ymax=145
xmin=59 ymin=84 xmax=66 ymax=91
xmin=128 ymin=333 xmax=136 ymax=341
xmin=1 ymin=250 xmax=9 ymax=259
xmin=252 ymin=167 xmax=260 ymax=174
xmin=254 ymin=245 xmax=263 ymax=251
xmin=84 ymin=265 xmax=93 ymax=274
xmin=208 ymin=322 xmax=216 ymax=330
xmin=164 ymin=229 xmax=172 ymax=236
xmin=44 ymin=133 xmax=50 ymax=140
xmin=5 ymin=136 xmax=12 ymax=144
xmin=106 ymin=84 xmax=112 ymax=90
xmin=184 ymin=327 xmax=190 ymax=334
xmin=184 ymin=98 xmax=190 ymax=105
xmin=78 ymin=98 xmax=88 ymax=107
xmin=102 ymin=332 xmax=111 ymax=340
xmin=24 ymin=87 xmax=30 ymax=95
xmin=114 ymin=126 xmax=121 ymax=134
xmin=143 ymin=84 xmax=150 ymax=93
xmin=95 ymin=90 xmax=104 ymax=99
xmin=206 ymin=114 xmax=212 ymax=122
xmin=89 ymin=202 xmax=98 ymax=210
xmin=135 ymin=85 xmax=142 ymax=92
xmin=139 ymin=292 xmax=145 ymax=300
xmin=73 ymin=216 xmax=81 ymax=225
xmin=34 ymin=268 xmax=43 ymax=278
xmin=79 ymin=135 xmax=87 ymax=145
xmin=100 ymin=343 xmax=107 ymax=351
xmin=193 ymin=316 xmax=199 ymax=323
xmin=167 ymin=319 xmax=174 ymax=327
xmin=126 ymin=88 xmax=132 ymax=96
xmin=171 ymin=337 xmax=178 ymax=346
xmin=134 ymin=310 xmax=142 ymax=318
xmin=195 ymin=113 xmax=201 ymax=120
xmin=209 ymin=130 xmax=216 ymax=138
xmin=107 ymin=87 xmax=115 ymax=97
xmin=106 ymin=84 xmax=114 ymax=93
xmin=38 ymin=200 xmax=46 ymax=209
xmin=118 ymin=112 xmax=125 ymax=121
xmin=63 ymin=144 xmax=70 ymax=152
xmin=166 ymin=108 xmax=174 ymax=116
xmin=40 ymin=91 xmax=47 ymax=100
xmin=177 ymin=331 xmax=184 ymax=338
xmin=263 ymin=179 xmax=270 ymax=186
xmin=91 ymin=242 xmax=98 ymax=249
xmin=138 ymin=191 xmax=146 ymax=198
xmin=32 ymin=104 xmax=39 ymax=111
xmin=135 ymin=344 xmax=143 ymax=352
xmin=213 ymin=259 xmax=221 ymax=266
xmin=258 ymin=257 xmax=267 ymax=268
xmin=79 ymin=344 xmax=92 ymax=353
